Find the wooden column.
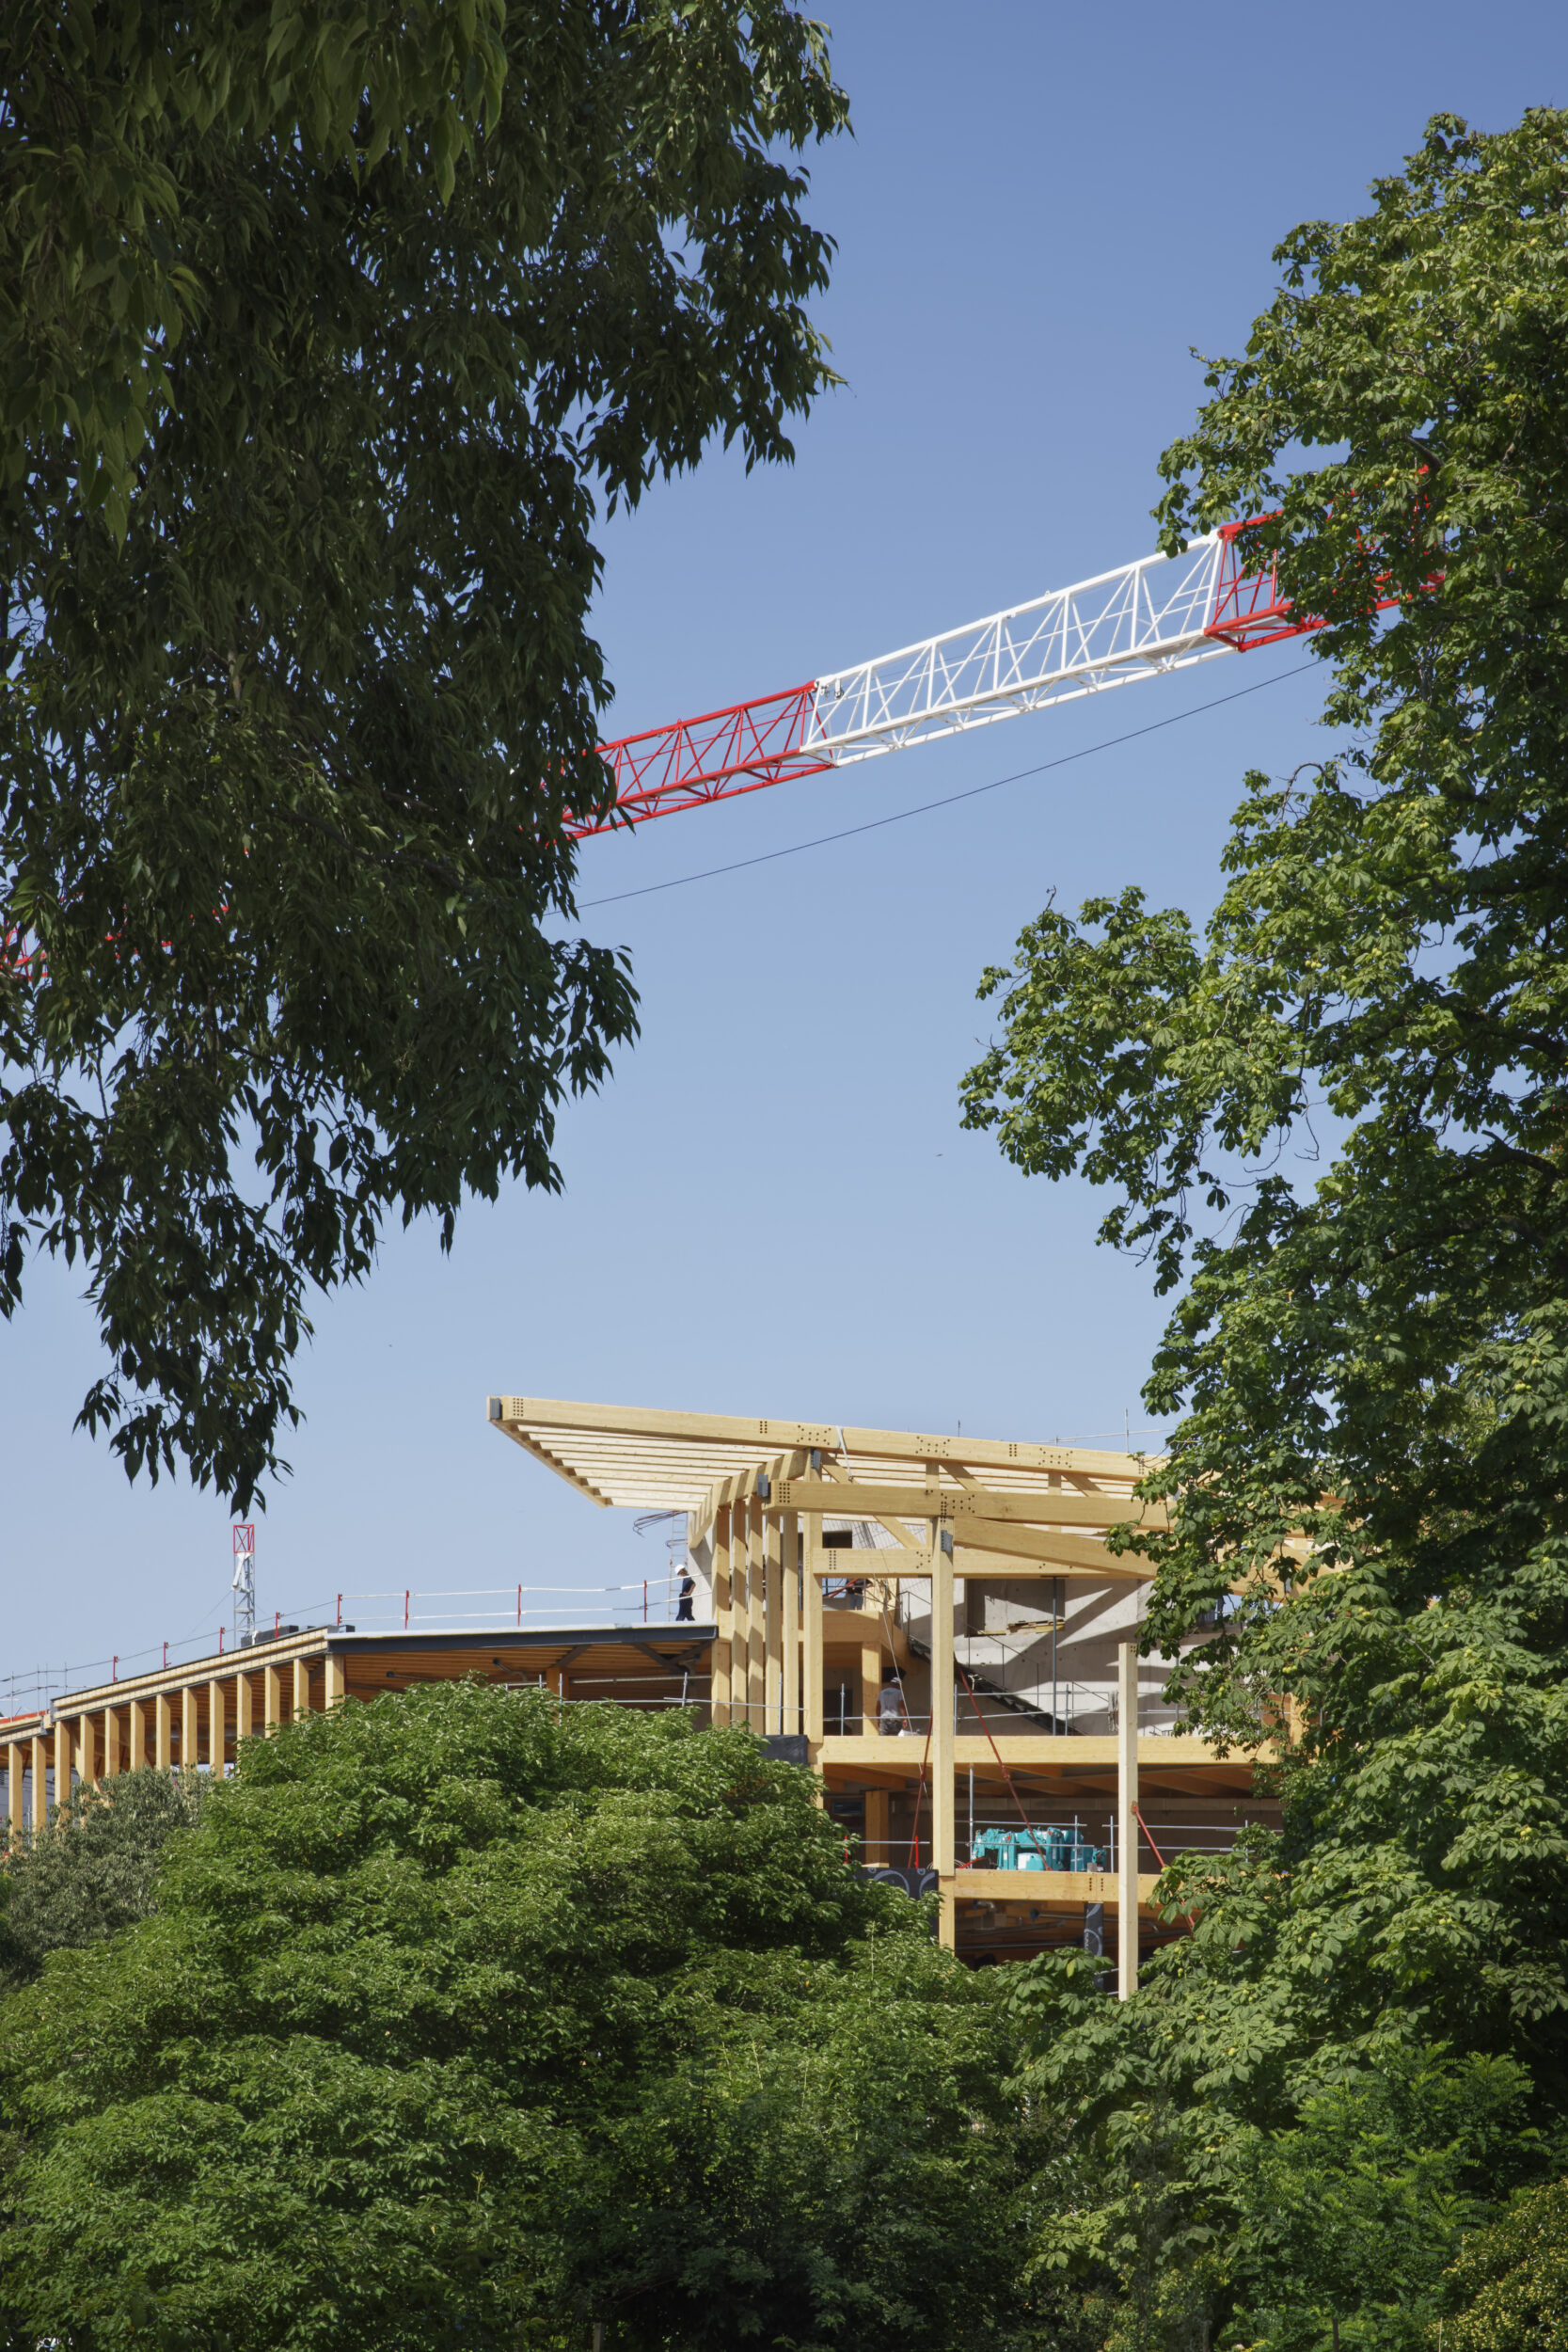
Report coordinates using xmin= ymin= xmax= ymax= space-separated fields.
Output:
xmin=725 ymin=1504 xmax=747 ymax=1727
xmin=182 ymin=1686 xmax=199 ymax=1773
xmin=865 ymin=1787 xmax=891 ymax=1867
xmin=130 ymin=1699 xmax=147 ymax=1771
xmin=293 ymin=1657 xmax=310 ymax=1721
xmin=746 ymin=1499 xmax=766 ymax=1735
xmin=764 ymin=1506 xmax=784 ymax=1737
xmin=782 ymin=1510 xmax=800 ymax=1736
xmin=711 ymin=1505 xmax=732 ymax=1726
xmin=931 ymin=1536 xmax=956 ymax=1950
xmin=7 ymin=1742 xmax=24 ymax=1842
xmin=263 ymin=1661 xmax=282 ymax=1734
xmin=859 ymin=1638 xmax=881 ymax=1740
xmin=155 ymin=1693 xmax=173 ymax=1772
xmin=803 ymin=1532 xmax=824 ymax=1743
xmin=325 ymin=1651 xmax=346 ymax=1708
xmin=76 ymin=1713 xmax=97 ymax=1789
xmin=234 ymin=1670 xmax=254 ymax=1747
xmin=55 ymin=1718 xmax=71 ymax=1813
xmin=102 ymin=1706 xmax=120 ymax=1779
xmin=1118 ymin=1638 xmax=1139 ymax=1999
xmin=31 ymin=1734 xmax=49 ymax=1831
xmin=736 ymin=1508 xmax=753 ymax=1728
xmin=208 ymin=1678 xmax=227 ymax=1779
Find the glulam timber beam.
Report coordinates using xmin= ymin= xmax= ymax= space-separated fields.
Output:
xmin=816 ymin=1733 xmax=1225 ymax=1770
xmin=488 ymin=1396 xmax=1142 ymax=1479
xmin=773 ymin=1480 xmax=1167 ymax=1532
xmin=713 ymin=1504 xmax=734 ymax=1726
xmin=811 ymin=1455 xmax=928 ymax=1554
xmin=687 ymin=1451 xmax=801 ymax=1552
xmin=1118 ymin=1640 xmax=1140 ymax=1997
xmin=932 ymin=1522 xmax=956 ymax=1947
xmin=493 ymin=1398 xmax=839 ymax=1451
xmin=956 ymin=1866 xmax=1161 ymax=1909
xmin=807 ymin=1546 xmax=1146 ymax=1584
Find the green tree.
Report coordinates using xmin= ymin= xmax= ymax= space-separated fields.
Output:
xmin=1002 ymin=1953 xmax=1530 ymax=2352
xmin=1224 ymin=2054 xmax=1528 ymax=2352
xmin=0 ymin=1766 xmax=203 ymax=1987
xmin=959 ymin=109 xmax=1568 ymax=2089
xmin=0 ymin=4 xmax=847 ymax=1506
xmin=1448 ymin=2175 xmax=1568 ymax=2352
xmin=0 ymin=1686 xmax=1025 ymax=2352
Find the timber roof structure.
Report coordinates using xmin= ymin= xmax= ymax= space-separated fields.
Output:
xmin=487 ymin=1393 xmax=1155 ymax=1514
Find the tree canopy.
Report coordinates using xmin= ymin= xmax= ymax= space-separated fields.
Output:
xmin=0 ymin=1688 xmax=1026 ymax=2352
xmin=958 ymin=103 xmax=1568 ymax=2346
xmin=1002 ymin=1947 xmax=1539 ymax=2352
xmin=1448 ymin=2175 xmax=1568 ymax=2352
xmin=0 ymin=1765 xmax=203 ymax=1988
xmin=0 ymin=3 xmax=847 ymax=1506
xmin=961 ymin=105 xmax=1568 ymax=2068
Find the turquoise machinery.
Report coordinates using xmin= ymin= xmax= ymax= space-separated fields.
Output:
xmin=970 ymin=1824 xmax=1109 ymax=1873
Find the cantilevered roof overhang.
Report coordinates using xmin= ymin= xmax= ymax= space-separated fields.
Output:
xmin=484 ymin=1394 xmax=1168 ymax=1585
xmin=485 ymin=1394 xmax=1151 ymax=1511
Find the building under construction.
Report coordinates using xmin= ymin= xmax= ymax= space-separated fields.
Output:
xmin=2 ymin=1394 xmax=1277 ymax=1990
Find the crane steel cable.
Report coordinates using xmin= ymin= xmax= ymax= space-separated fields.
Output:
xmin=580 ymin=660 xmax=1314 ymax=910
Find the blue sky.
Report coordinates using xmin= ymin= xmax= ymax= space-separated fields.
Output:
xmin=4 ymin=0 xmax=1564 ymax=1692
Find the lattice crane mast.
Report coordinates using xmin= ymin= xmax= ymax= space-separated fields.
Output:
xmin=574 ymin=518 xmax=1315 ymax=839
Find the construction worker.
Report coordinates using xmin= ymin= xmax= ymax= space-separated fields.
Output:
xmin=675 ymin=1570 xmax=696 ymax=1623
xmin=877 ymin=1671 xmax=908 ymax=1735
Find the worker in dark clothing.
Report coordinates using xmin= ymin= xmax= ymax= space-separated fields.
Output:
xmin=675 ymin=1570 xmax=696 ymax=1622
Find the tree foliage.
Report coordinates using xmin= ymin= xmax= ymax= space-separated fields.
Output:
xmin=960 ymin=106 xmax=1568 ymax=2074
xmin=0 ymin=1688 xmax=1027 ymax=2352
xmin=1448 ymin=2175 xmax=1568 ymax=2352
xmin=1002 ymin=1953 xmax=1534 ymax=2352
xmin=0 ymin=3 xmax=847 ymax=1505
xmin=0 ymin=1765 xmax=202 ymax=1988
xmin=958 ymin=104 xmax=1568 ymax=2348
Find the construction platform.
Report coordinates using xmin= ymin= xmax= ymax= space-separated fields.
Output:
xmin=489 ymin=1395 xmax=1278 ymax=1987
xmin=2 ymin=1395 xmax=1278 ymax=1988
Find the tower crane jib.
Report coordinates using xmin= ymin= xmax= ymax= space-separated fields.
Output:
xmin=573 ymin=518 xmax=1307 ymax=839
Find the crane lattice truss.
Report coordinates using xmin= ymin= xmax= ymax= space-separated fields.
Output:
xmin=573 ymin=518 xmax=1306 ymax=839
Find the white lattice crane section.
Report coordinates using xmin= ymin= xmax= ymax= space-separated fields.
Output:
xmin=573 ymin=519 xmax=1297 ymax=836
xmin=804 ymin=533 xmax=1230 ymax=766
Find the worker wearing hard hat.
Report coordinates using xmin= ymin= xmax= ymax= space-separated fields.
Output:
xmin=877 ymin=1672 xmax=910 ymax=1736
